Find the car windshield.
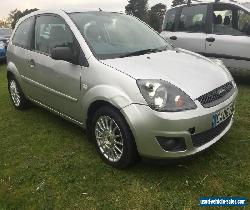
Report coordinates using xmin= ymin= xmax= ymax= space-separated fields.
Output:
xmin=69 ymin=12 xmax=172 ymax=60
xmin=0 ymin=28 xmax=12 ymax=37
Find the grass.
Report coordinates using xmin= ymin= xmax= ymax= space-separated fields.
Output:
xmin=0 ymin=63 xmax=249 ymax=210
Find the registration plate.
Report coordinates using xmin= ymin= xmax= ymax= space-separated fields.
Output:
xmin=212 ymin=103 xmax=234 ymax=128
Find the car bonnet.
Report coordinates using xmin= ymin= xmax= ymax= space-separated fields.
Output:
xmin=100 ymin=49 xmax=233 ymax=100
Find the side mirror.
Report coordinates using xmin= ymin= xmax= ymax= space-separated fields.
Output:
xmin=51 ymin=47 xmax=77 ymax=64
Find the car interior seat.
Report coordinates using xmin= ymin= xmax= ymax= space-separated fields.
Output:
xmin=213 ymin=13 xmax=217 ymax=24
xmin=224 ymin=16 xmax=231 ymax=25
xmin=216 ymin=15 xmax=223 ymax=25
xmin=49 ymin=26 xmax=71 ymax=54
xmin=84 ymin=22 xmax=107 ymax=44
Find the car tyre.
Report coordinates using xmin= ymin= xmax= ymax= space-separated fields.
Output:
xmin=91 ymin=106 xmax=138 ymax=169
xmin=8 ymin=76 xmax=30 ymax=110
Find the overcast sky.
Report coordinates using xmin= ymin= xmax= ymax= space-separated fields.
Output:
xmin=0 ymin=0 xmax=172 ymax=19
xmin=1 ymin=0 xmax=249 ymax=19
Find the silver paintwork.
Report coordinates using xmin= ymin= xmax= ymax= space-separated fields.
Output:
xmin=121 ymin=92 xmax=237 ymax=158
xmin=7 ymin=10 xmax=238 ymax=159
xmin=101 ymin=48 xmax=233 ymax=100
xmin=28 ymin=97 xmax=83 ymax=126
xmin=21 ymin=75 xmax=78 ymax=102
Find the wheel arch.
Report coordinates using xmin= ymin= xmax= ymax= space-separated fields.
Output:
xmin=86 ymin=100 xmax=138 ymax=149
xmin=7 ymin=71 xmax=15 ymax=80
xmin=86 ymin=100 xmax=123 ymax=130
xmin=81 ymin=84 xmax=135 ymax=126
xmin=7 ymin=62 xmax=21 ymax=82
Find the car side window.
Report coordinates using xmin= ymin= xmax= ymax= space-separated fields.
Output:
xmin=212 ymin=4 xmax=250 ymax=36
xmin=35 ymin=15 xmax=74 ymax=55
xmin=163 ymin=9 xmax=176 ymax=31
xmin=177 ymin=5 xmax=207 ymax=33
xmin=12 ymin=17 xmax=35 ymax=49
xmin=238 ymin=9 xmax=250 ymax=36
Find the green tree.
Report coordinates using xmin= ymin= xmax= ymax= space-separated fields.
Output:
xmin=8 ymin=8 xmax=38 ymax=29
xmin=172 ymin=0 xmax=185 ymax=7
xmin=148 ymin=3 xmax=167 ymax=32
xmin=125 ymin=0 xmax=148 ymax=22
xmin=0 ymin=19 xmax=10 ymax=28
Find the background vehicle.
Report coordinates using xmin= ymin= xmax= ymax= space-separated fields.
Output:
xmin=0 ymin=28 xmax=12 ymax=39
xmin=161 ymin=0 xmax=250 ymax=75
xmin=7 ymin=10 xmax=237 ymax=168
xmin=243 ymin=2 xmax=250 ymax=9
xmin=0 ymin=28 xmax=12 ymax=61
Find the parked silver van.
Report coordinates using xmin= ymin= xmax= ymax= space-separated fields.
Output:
xmin=7 ymin=10 xmax=237 ymax=168
xmin=161 ymin=0 xmax=250 ymax=75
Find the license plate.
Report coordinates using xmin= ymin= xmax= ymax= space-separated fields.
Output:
xmin=212 ymin=103 xmax=234 ymax=128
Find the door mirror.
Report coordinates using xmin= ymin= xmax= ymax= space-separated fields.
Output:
xmin=51 ymin=47 xmax=77 ymax=64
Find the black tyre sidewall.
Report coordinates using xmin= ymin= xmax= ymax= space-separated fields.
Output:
xmin=91 ymin=106 xmax=138 ymax=169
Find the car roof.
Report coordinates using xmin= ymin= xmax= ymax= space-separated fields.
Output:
xmin=63 ymin=9 xmax=124 ymax=14
xmin=19 ymin=9 xmax=122 ymax=18
xmin=15 ymin=9 xmax=124 ymax=29
xmin=171 ymin=0 xmax=250 ymax=12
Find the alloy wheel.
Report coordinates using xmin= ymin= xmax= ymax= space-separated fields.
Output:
xmin=95 ymin=115 xmax=124 ymax=162
xmin=9 ymin=80 xmax=21 ymax=107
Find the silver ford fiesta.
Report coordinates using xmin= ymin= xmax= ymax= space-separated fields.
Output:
xmin=7 ymin=10 xmax=238 ymax=168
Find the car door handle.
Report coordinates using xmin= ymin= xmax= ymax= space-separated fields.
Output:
xmin=170 ymin=36 xmax=177 ymax=40
xmin=206 ymin=37 xmax=215 ymax=42
xmin=29 ymin=59 xmax=36 ymax=68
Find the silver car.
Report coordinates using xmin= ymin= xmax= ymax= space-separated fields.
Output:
xmin=161 ymin=0 xmax=250 ymax=75
xmin=7 ymin=10 xmax=238 ymax=168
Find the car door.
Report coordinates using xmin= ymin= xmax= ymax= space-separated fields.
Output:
xmin=9 ymin=16 xmax=37 ymax=96
xmin=205 ymin=3 xmax=250 ymax=74
xmin=161 ymin=8 xmax=179 ymax=43
xmin=161 ymin=4 xmax=208 ymax=54
xmin=28 ymin=14 xmax=86 ymax=122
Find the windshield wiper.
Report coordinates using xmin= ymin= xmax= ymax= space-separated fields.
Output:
xmin=119 ymin=47 xmax=166 ymax=58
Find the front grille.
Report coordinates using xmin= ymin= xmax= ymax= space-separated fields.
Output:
xmin=197 ymin=82 xmax=234 ymax=108
xmin=192 ymin=116 xmax=232 ymax=147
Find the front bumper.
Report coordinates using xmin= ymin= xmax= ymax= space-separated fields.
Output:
xmin=121 ymin=89 xmax=238 ymax=159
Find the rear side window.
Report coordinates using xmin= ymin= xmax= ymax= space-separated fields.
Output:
xmin=177 ymin=5 xmax=208 ymax=33
xmin=212 ymin=4 xmax=250 ymax=36
xmin=163 ymin=9 xmax=176 ymax=31
xmin=34 ymin=15 xmax=74 ymax=55
xmin=238 ymin=10 xmax=250 ymax=36
xmin=12 ymin=17 xmax=35 ymax=49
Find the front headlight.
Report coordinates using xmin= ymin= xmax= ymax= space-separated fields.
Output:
xmin=137 ymin=79 xmax=197 ymax=112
